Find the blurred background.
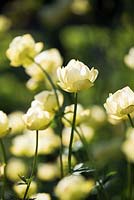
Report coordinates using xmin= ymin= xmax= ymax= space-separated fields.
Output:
xmin=0 ymin=0 xmax=134 ymax=199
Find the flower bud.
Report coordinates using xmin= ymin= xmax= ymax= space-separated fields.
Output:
xmin=0 ymin=111 xmax=9 ymax=138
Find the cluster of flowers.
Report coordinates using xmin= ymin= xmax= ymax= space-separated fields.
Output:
xmin=1 ymin=33 xmax=134 ymax=200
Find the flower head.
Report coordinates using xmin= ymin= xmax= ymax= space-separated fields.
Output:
xmin=104 ymin=86 xmax=134 ymax=119
xmin=55 ymin=175 xmax=94 ymax=200
xmin=124 ymin=47 xmax=134 ymax=69
xmin=6 ymin=34 xmax=43 ymax=67
xmin=0 ymin=111 xmax=9 ymax=138
xmin=57 ymin=59 xmax=98 ymax=93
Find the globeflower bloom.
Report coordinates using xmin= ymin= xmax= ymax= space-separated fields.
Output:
xmin=34 ymin=90 xmax=63 ymax=112
xmin=57 ymin=59 xmax=98 ymax=93
xmin=104 ymin=86 xmax=134 ymax=119
xmin=62 ymin=104 xmax=90 ymax=127
xmin=55 ymin=175 xmax=94 ymax=200
xmin=124 ymin=47 xmax=134 ymax=69
xmin=6 ymin=34 xmax=43 ymax=67
xmin=0 ymin=110 xmax=9 ymax=137
xmin=30 ymin=193 xmax=51 ymax=200
xmin=23 ymin=104 xmax=54 ymax=130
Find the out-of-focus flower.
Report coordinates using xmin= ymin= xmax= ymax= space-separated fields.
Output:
xmin=57 ymin=154 xmax=76 ymax=175
xmin=122 ymin=128 xmax=134 ymax=162
xmin=6 ymin=158 xmax=27 ymax=181
xmin=124 ymin=47 xmax=134 ymax=69
xmin=88 ymin=105 xmax=106 ymax=127
xmin=11 ymin=128 xmax=60 ymax=157
xmin=30 ymin=193 xmax=51 ymax=200
xmin=6 ymin=34 xmax=43 ymax=67
xmin=8 ymin=111 xmax=26 ymax=134
xmin=0 ymin=15 xmax=11 ymax=32
xmin=25 ymin=63 xmax=44 ymax=81
xmin=57 ymin=59 xmax=98 ymax=93
xmin=0 ymin=111 xmax=9 ymax=138
xmin=13 ymin=181 xmax=37 ymax=198
xmin=23 ymin=104 xmax=54 ymax=130
xmin=104 ymin=86 xmax=134 ymax=120
xmin=55 ymin=175 xmax=94 ymax=200
xmin=35 ymin=48 xmax=63 ymax=73
xmin=71 ymin=0 xmax=91 ymax=15
xmin=37 ymin=163 xmax=59 ymax=181
xmin=26 ymin=78 xmax=40 ymax=91
xmin=0 ymin=163 xmax=5 ymax=178
xmin=62 ymin=104 xmax=90 ymax=127
xmin=34 ymin=90 xmax=64 ymax=112
xmin=62 ymin=125 xmax=94 ymax=147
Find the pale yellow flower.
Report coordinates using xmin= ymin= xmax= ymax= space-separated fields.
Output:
xmin=0 ymin=111 xmax=9 ymax=138
xmin=57 ymin=59 xmax=98 ymax=93
xmin=124 ymin=47 xmax=134 ymax=69
xmin=0 ymin=15 xmax=11 ymax=32
xmin=6 ymin=34 xmax=43 ymax=67
xmin=62 ymin=125 xmax=94 ymax=147
xmin=35 ymin=48 xmax=63 ymax=73
xmin=0 ymin=163 xmax=5 ymax=178
xmin=37 ymin=163 xmax=59 ymax=181
xmin=55 ymin=175 xmax=94 ymax=200
xmin=25 ymin=63 xmax=44 ymax=81
xmin=8 ymin=111 xmax=26 ymax=134
xmin=104 ymin=86 xmax=134 ymax=119
xmin=122 ymin=128 xmax=134 ymax=162
xmin=62 ymin=104 xmax=90 ymax=127
xmin=30 ymin=193 xmax=51 ymax=200
xmin=26 ymin=78 xmax=40 ymax=91
xmin=71 ymin=0 xmax=90 ymax=15
xmin=23 ymin=104 xmax=54 ymax=130
xmin=11 ymin=128 xmax=60 ymax=157
xmin=6 ymin=158 xmax=27 ymax=181
xmin=13 ymin=181 xmax=37 ymax=198
xmin=34 ymin=90 xmax=63 ymax=112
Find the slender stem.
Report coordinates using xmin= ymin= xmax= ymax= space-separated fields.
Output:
xmin=23 ymin=130 xmax=39 ymax=200
xmin=0 ymin=139 xmax=7 ymax=200
xmin=127 ymin=114 xmax=133 ymax=200
xmin=128 ymin=114 xmax=134 ymax=128
xmin=68 ymin=92 xmax=78 ymax=173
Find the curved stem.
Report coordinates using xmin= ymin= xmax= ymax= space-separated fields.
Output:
xmin=23 ymin=130 xmax=39 ymax=200
xmin=127 ymin=114 xmax=133 ymax=200
xmin=68 ymin=92 xmax=78 ymax=173
xmin=128 ymin=114 xmax=134 ymax=128
xmin=0 ymin=139 xmax=7 ymax=200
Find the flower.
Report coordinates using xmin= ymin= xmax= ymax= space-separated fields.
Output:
xmin=37 ymin=163 xmax=59 ymax=181
xmin=13 ymin=181 xmax=37 ymax=198
xmin=62 ymin=104 xmax=90 ymax=126
xmin=8 ymin=111 xmax=26 ymax=134
xmin=0 ymin=111 xmax=9 ymax=138
xmin=57 ymin=59 xmax=98 ymax=92
xmin=0 ymin=163 xmax=5 ymax=178
xmin=124 ymin=47 xmax=134 ymax=69
xmin=35 ymin=48 xmax=63 ymax=73
xmin=122 ymin=128 xmax=134 ymax=162
xmin=6 ymin=158 xmax=27 ymax=181
xmin=10 ymin=128 xmax=60 ymax=157
xmin=0 ymin=15 xmax=11 ymax=32
xmin=55 ymin=175 xmax=94 ymax=200
xmin=30 ymin=193 xmax=51 ymax=200
xmin=104 ymin=86 xmax=134 ymax=120
xmin=6 ymin=34 xmax=43 ymax=67
xmin=23 ymin=105 xmax=54 ymax=130
xmin=34 ymin=90 xmax=63 ymax=112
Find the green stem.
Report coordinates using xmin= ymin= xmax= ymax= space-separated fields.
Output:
xmin=68 ymin=92 xmax=78 ymax=174
xmin=0 ymin=138 xmax=7 ymax=200
xmin=23 ymin=130 xmax=39 ymax=200
xmin=127 ymin=114 xmax=133 ymax=200
xmin=128 ymin=114 xmax=134 ymax=128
